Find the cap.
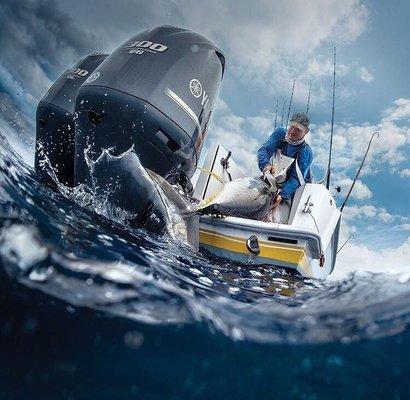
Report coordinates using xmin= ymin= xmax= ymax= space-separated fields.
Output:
xmin=289 ymin=113 xmax=310 ymax=131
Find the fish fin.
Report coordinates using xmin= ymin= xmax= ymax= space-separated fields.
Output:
xmin=197 ymin=191 xmax=220 ymax=210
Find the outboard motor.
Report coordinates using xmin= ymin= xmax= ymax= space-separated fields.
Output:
xmin=74 ymin=26 xmax=225 ymax=190
xmin=35 ymin=53 xmax=108 ymax=186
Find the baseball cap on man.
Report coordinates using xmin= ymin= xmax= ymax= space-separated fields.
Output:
xmin=289 ymin=113 xmax=310 ymax=132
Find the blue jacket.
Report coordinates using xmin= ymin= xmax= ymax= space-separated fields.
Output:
xmin=257 ymin=127 xmax=313 ymax=201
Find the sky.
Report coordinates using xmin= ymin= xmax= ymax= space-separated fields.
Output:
xmin=0 ymin=0 xmax=409 ymax=278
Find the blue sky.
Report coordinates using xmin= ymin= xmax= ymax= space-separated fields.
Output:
xmin=0 ymin=0 xmax=409 ymax=277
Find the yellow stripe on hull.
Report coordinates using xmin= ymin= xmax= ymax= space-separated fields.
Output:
xmin=199 ymin=228 xmax=312 ymax=276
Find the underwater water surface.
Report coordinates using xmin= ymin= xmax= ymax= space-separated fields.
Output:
xmin=0 ymin=132 xmax=409 ymax=399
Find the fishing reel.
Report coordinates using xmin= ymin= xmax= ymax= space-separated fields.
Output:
xmin=220 ymin=151 xmax=232 ymax=181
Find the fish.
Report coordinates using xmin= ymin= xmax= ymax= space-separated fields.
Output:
xmin=199 ymin=176 xmax=277 ymax=220
xmin=86 ymin=146 xmax=199 ymax=249
xmin=86 ymin=148 xmax=275 ymax=245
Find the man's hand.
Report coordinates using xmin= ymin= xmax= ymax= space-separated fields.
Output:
xmin=263 ymin=164 xmax=275 ymax=174
xmin=272 ymin=194 xmax=282 ymax=209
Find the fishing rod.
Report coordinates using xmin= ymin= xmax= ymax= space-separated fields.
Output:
xmin=273 ymin=99 xmax=279 ymax=130
xmin=340 ymin=131 xmax=380 ymax=212
xmin=280 ymin=100 xmax=286 ymax=126
xmin=306 ymin=83 xmax=312 ymax=115
xmin=325 ymin=46 xmax=337 ymax=189
xmin=337 ymin=234 xmax=354 ymax=254
xmin=285 ymin=78 xmax=296 ymax=128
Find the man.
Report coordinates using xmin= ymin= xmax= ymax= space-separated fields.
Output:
xmin=257 ymin=112 xmax=313 ymax=222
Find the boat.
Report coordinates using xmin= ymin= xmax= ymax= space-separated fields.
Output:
xmin=34 ymin=25 xmax=376 ymax=280
xmin=192 ymin=144 xmax=341 ymax=279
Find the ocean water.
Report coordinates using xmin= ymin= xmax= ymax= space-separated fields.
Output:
xmin=0 ymin=132 xmax=409 ymax=399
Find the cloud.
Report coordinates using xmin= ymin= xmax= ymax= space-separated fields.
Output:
xmin=383 ymin=98 xmax=410 ymax=123
xmin=52 ymin=0 xmax=369 ymax=105
xmin=202 ymin=0 xmax=368 ymax=102
xmin=0 ymin=0 xmax=99 ymax=107
xmin=0 ymin=0 xmax=371 ymax=151
xmin=0 ymin=0 xmax=372 ymax=172
xmin=331 ymin=206 xmax=408 ymax=279
xmin=0 ymin=0 xmax=103 ymax=158
xmin=337 ymin=178 xmax=372 ymax=200
xmin=209 ymin=97 xmax=410 ymax=182
xmin=173 ymin=0 xmax=369 ymax=64
xmin=205 ymin=99 xmax=260 ymax=174
xmin=332 ymin=237 xmax=410 ymax=279
xmin=306 ymin=58 xmax=350 ymax=78
xmin=358 ymin=66 xmax=374 ymax=83
xmin=400 ymin=168 xmax=410 ymax=178
xmin=396 ymin=223 xmax=410 ymax=232
xmin=204 ymin=93 xmax=410 ymax=204
xmin=343 ymin=204 xmax=394 ymax=223
xmin=309 ymin=98 xmax=410 ymax=180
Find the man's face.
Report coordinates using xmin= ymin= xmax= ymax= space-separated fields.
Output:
xmin=287 ymin=124 xmax=306 ymax=141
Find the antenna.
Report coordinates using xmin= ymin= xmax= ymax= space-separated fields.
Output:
xmin=274 ymin=99 xmax=279 ymax=130
xmin=286 ymin=78 xmax=296 ymax=128
xmin=280 ymin=100 xmax=286 ymax=126
xmin=325 ymin=46 xmax=337 ymax=189
xmin=306 ymin=83 xmax=312 ymax=115
xmin=340 ymin=131 xmax=379 ymax=212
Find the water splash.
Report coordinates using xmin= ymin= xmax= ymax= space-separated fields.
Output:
xmin=0 ymin=131 xmax=410 ymax=344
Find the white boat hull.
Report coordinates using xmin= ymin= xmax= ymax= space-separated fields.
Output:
xmin=199 ymin=215 xmax=338 ymax=279
xmin=194 ymin=144 xmax=341 ymax=279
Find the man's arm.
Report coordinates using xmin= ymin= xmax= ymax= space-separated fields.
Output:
xmin=257 ymin=127 xmax=286 ymax=172
xmin=280 ymin=145 xmax=313 ymax=201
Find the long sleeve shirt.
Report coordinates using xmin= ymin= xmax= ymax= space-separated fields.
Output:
xmin=257 ymin=127 xmax=313 ymax=201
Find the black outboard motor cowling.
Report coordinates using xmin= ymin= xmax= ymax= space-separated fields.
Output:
xmin=74 ymin=26 xmax=225 ymax=187
xmin=35 ymin=53 xmax=108 ymax=186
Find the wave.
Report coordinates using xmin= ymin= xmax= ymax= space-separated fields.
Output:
xmin=0 ymin=131 xmax=409 ymax=344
